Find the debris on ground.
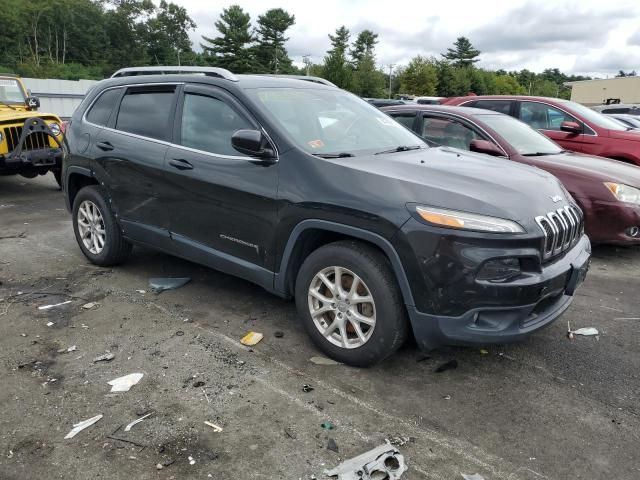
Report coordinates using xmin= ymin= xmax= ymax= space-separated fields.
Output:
xmin=302 ymin=384 xmax=314 ymax=393
xmin=93 ymin=352 xmax=115 ymax=363
xmin=321 ymin=421 xmax=334 ymax=430
xmin=188 ymin=456 xmax=196 ymax=465
xmin=193 ymin=381 xmax=205 ymax=388
xmin=324 ymin=442 xmax=407 ymax=479
xmin=64 ymin=414 xmax=103 ymax=439
xmin=148 ymin=277 xmax=191 ymax=293
xmin=108 ymin=373 xmax=144 ymax=393
xmin=284 ymin=427 xmax=296 ymax=439
xmin=46 ymin=322 xmax=55 ymax=327
xmin=82 ymin=302 xmax=99 ymax=310
xmin=240 ymin=331 xmax=263 ymax=346
xmin=136 ymin=289 xmax=146 ymax=294
xmin=480 ymin=349 xmax=489 ymax=355
xmin=327 ymin=437 xmax=339 ymax=453
xmin=124 ymin=412 xmax=154 ymax=432
xmin=387 ymin=435 xmax=411 ymax=446
xmin=204 ymin=421 xmax=223 ymax=432
xmin=309 ymin=356 xmax=342 ymax=365
xmin=274 ymin=330 xmax=284 ymax=338
xmin=462 ymin=474 xmax=485 ymax=480
xmin=57 ymin=345 xmax=78 ymax=354
xmin=38 ymin=300 xmax=72 ymax=310
xmin=567 ymin=321 xmax=600 ymax=339
xmin=0 ymin=231 xmax=26 ymax=240
xmin=435 ymin=359 xmax=458 ymax=373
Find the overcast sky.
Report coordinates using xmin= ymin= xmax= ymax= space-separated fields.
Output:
xmin=166 ymin=0 xmax=640 ymax=77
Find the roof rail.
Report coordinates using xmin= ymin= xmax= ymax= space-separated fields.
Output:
xmin=260 ymin=74 xmax=337 ymax=87
xmin=111 ymin=66 xmax=238 ymax=82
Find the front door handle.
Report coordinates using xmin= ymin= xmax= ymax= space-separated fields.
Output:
xmin=96 ymin=141 xmax=114 ymax=151
xmin=168 ymin=158 xmax=194 ymax=170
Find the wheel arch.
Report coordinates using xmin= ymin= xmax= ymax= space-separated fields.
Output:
xmin=65 ymin=166 xmax=99 ymax=211
xmin=274 ymin=220 xmax=415 ymax=308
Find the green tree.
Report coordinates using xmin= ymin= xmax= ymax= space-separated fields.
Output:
xmin=146 ymin=1 xmax=196 ymax=65
xmin=494 ymin=74 xmax=527 ymax=94
xmin=398 ymin=56 xmax=438 ymax=96
xmin=322 ymin=26 xmax=352 ymax=89
xmin=435 ymin=61 xmax=456 ymax=97
xmin=254 ymin=8 xmax=295 ymax=73
xmin=104 ymin=0 xmax=155 ymax=72
xmin=450 ymin=66 xmax=473 ymax=95
xmin=201 ymin=5 xmax=257 ymax=73
xmin=351 ymin=53 xmax=385 ymax=97
xmin=349 ymin=29 xmax=378 ymax=66
xmin=442 ymin=36 xmax=480 ymax=67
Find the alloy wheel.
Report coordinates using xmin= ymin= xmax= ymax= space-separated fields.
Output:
xmin=77 ymin=200 xmax=106 ymax=255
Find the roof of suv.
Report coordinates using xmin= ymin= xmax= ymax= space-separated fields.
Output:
xmin=381 ymin=104 xmax=501 ymax=117
xmin=443 ymin=95 xmax=570 ymax=105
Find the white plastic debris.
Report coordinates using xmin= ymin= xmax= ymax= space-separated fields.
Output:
xmin=462 ymin=475 xmax=485 ymax=480
xmin=107 ymin=373 xmax=143 ymax=392
xmin=136 ymin=289 xmax=146 ymax=294
xmin=310 ymin=356 xmax=343 ymax=365
xmin=325 ymin=442 xmax=407 ymax=479
xmin=82 ymin=302 xmax=99 ymax=309
xmin=567 ymin=321 xmax=599 ymax=339
xmin=46 ymin=322 xmax=55 ymax=327
xmin=64 ymin=414 xmax=103 ymax=439
xmin=38 ymin=300 xmax=72 ymax=310
xmin=93 ymin=353 xmax=115 ymax=363
xmin=124 ymin=412 xmax=153 ymax=432
xmin=188 ymin=456 xmax=196 ymax=465
xmin=149 ymin=277 xmax=191 ymax=293
xmin=204 ymin=421 xmax=223 ymax=432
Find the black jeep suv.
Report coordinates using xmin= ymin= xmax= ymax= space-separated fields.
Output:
xmin=62 ymin=66 xmax=591 ymax=366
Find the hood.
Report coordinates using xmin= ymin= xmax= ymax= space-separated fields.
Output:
xmin=335 ymin=146 xmax=570 ymax=230
xmin=607 ymin=129 xmax=640 ymax=142
xmin=531 ymin=151 xmax=640 ymax=188
xmin=0 ymin=108 xmax=60 ymax=123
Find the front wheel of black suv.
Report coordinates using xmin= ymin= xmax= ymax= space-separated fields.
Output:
xmin=295 ymin=240 xmax=409 ymax=367
xmin=72 ymin=185 xmax=132 ymax=266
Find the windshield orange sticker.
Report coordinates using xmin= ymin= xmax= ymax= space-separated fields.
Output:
xmin=308 ymin=139 xmax=325 ymax=148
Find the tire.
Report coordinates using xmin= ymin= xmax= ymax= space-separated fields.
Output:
xmin=53 ymin=170 xmax=62 ymax=189
xmin=72 ymin=185 xmax=132 ymax=266
xmin=295 ymin=240 xmax=409 ymax=367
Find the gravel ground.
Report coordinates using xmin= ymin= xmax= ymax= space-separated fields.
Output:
xmin=0 ymin=174 xmax=639 ymax=480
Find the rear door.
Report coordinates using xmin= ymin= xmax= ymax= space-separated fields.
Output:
xmin=163 ymin=84 xmax=279 ymax=271
xmin=462 ymin=99 xmax=516 ymax=117
xmin=95 ymin=84 xmax=178 ymax=244
xmin=417 ymin=113 xmax=488 ymax=151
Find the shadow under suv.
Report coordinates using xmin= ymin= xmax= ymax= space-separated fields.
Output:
xmin=62 ymin=67 xmax=591 ymax=366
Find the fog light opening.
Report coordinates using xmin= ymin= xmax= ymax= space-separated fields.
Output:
xmin=626 ymin=226 xmax=640 ymax=238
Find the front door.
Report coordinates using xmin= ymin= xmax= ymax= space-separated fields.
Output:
xmin=517 ymin=101 xmax=589 ymax=153
xmin=163 ymin=84 xmax=279 ymax=272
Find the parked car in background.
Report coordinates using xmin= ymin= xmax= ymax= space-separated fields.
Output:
xmin=442 ymin=95 xmax=640 ymax=165
xmin=365 ymin=98 xmax=406 ymax=107
xmin=592 ymin=103 xmax=640 ymax=116
xmin=382 ymin=104 xmax=640 ymax=245
xmin=414 ymin=96 xmax=444 ymax=105
xmin=63 ymin=67 xmax=590 ymax=365
xmin=609 ymin=114 xmax=640 ymax=130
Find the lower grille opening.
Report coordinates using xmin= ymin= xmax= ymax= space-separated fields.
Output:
xmin=3 ymin=126 xmax=49 ymax=152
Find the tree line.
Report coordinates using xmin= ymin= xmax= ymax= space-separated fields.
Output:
xmin=0 ymin=1 xmax=591 ymax=100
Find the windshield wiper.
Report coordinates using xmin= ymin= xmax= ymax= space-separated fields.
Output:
xmin=522 ymin=152 xmax=557 ymax=157
xmin=312 ymin=152 xmax=355 ymax=159
xmin=374 ymin=145 xmax=422 ymax=155
xmin=0 ymin=100 xmax=17 ymax=111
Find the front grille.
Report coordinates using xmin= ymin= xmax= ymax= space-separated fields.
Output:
xmin=3 ymin=126 xmax=49 ymax=152
xmin=536 ymin=205 xmax=584 ymax=260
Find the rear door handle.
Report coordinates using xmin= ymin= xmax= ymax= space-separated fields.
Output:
xmin=168 ymin=158 xmax=194 ymax=170
xmin=96 ymin=141 xmax=114 ymax=151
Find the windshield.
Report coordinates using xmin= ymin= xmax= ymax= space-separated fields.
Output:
xmin=477 ymin=113 xmax=562 ymax=155
xmin=0 ymin=78 xmax=26 ymax=104
xmin=246 ymin=87 xmax=426 ymax=156
xmin=560 ymin=100 xmax=627 ymax=131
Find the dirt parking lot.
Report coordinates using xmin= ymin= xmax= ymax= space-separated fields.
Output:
xmin=1 ymin=174 xmax=639 ymax=480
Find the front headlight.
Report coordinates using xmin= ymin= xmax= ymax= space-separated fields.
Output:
xmin=48 ymin=122 xmax=61 ymax=136
xmin=605 ymin=182 xmax=640 ymax=205
xmin=416 ymin=206 xmax=525 ymax=233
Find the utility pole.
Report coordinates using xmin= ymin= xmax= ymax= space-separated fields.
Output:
xmin=388 ymin=64 xmax=395 ymax=99
xmin=302 ymin=54 xmax=311 ymax=76
xmin=274 ymin=45 xmax=279 ymax=74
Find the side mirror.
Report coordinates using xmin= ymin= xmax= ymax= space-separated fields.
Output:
xmin=560 ymin=121 xmax=582 ymax=134
xmin=231 ymin=129 xmax=276 ymax=161
xmin=469 ymin=139 xmax=504 ymax=157
xmin=26 ymin=96 xmax=40 ymax=110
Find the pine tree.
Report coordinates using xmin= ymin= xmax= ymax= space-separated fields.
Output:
xmin=254 ymin=8 xmax=295 ymax=73
xmin=349 ymin=29 xmax=378 ymax=66
xmin=201 ymin=5 xmax=257 ymax=73
xmin=442 ymin=37 xmax=480 ymax=67
xmin=322 ymin=26 xmax=352 ymax=89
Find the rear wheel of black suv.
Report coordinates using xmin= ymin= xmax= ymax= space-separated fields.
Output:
xmin=295 ymin=240 xmax=409 ymax=367
xmin=72 ymin=185 xmax=132 ymax=266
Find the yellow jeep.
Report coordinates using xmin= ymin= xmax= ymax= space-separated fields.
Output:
xmin=0 ymin=74 xmax=64 ymax=187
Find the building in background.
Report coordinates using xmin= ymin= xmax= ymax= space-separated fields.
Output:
xmin=22 ymin=78 xmax=99 ymax=120
xmin=564 ymin=76 xmax=640 ymax=106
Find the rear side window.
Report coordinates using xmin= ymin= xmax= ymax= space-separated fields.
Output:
xmin=115 ymin=89 xmax=175 ymax=140
xmin=519 ymin=102 xmax=578 ymax=131
xmin=86 ymin=88 xmax=121 ymax=126
xmin=602 ymin=108 xmax=629 ymax=114
xmin=422 ymin=115 xmax=482 ymax=150
xmin=387 ymin=113 xmax=416 ymax=130
xmin=468 ymin=100 xmax=513 ymax=115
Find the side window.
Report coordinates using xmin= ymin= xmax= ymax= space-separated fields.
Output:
xmin=180 ymin=93 xmax=252 ymax=156
xmin=422 ymin=115 xmax=482 ymax=150
xmin=519 ymin=102 xmax=578 ymax=131
xmin=86 ymin=88 xmax=122 ymax=126
xmin=469 ymin=100 xmax=513 ymax=115
xmin=115 ymin=89 xmax=175 ymax=140
xmin=387 ymin=113 xmax=416 ymax=131
xmin=602 ymin=108 xmax=629 ymax=114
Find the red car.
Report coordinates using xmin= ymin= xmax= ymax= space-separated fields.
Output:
xmin=381 ymin=104 xmax=640 ymax=245
xmin=441 ymin=95 xmax=640 ymax=165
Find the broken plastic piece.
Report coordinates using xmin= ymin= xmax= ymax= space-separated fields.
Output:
xmin=38 ymin=300 xmax=72 ymax=310
xmin=302 ymin=384 xmax=314 ymax=393
xmin=327 ymin=437 xmax=339 ymax=453
xmin=321 ymin=421 xmax=334 ymax=430
xmin=82 ymin=302 xmax=99 ymax=309
xmin=93 ymin=353 xmax=115 ymax=363
xmin=204 ymin=421 xmax=223 ymax=432
xmin=108 ymin=373 xmax=143 ymax=392
xmin=462 ymin=474 xmax=485 ymax=480
xmin=46 ymin=322 xmax=55 ymax=327
xmin=324 ymin=442 xmax=408 ymax=479
xmin=149 ymin=277 xmax=191 ymax=293
xmin=567 ymin=321 xmax=599 ymax=339
xmin=240 ymin=331 xmax=263 ymax=346
xmin=310 ymin=356 xmax=342 ymax=365
xmin=64 ymin=414 xmax=103 ymax=439
xmin=188 ymin=455 xmax=196 ymax=465
xmin=124 ymin=412 xmax=154 ymax=432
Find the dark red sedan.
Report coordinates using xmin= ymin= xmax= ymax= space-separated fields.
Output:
xmin=381 ymin=104 xmax=640 ymax=245
xmin=441 ymin=95 xmax=640 ymax=165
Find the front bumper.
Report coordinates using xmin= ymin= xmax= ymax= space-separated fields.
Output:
xmin=580 ymin=197 xmax=640 ymax=245
xmin=395 ymin=219 xmax=591 ymax=349
xmin=0 ymin=147 xmax=63 ymax=173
